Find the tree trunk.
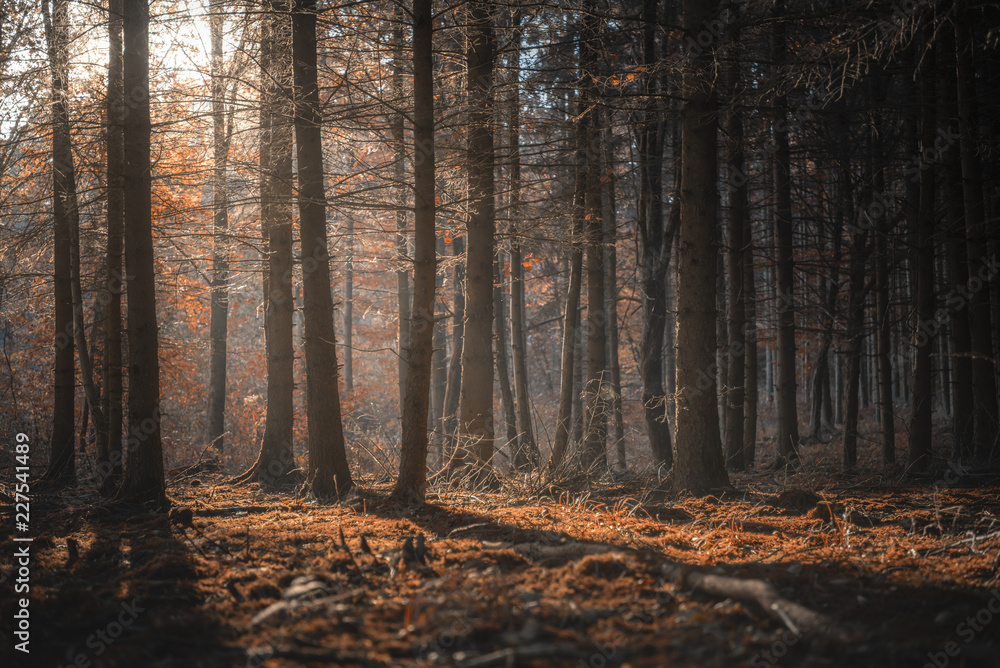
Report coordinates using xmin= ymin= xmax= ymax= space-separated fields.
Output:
xmin=843 ymin=212 xmax=869 ymax=473
xmin=47 ymin=0 xmax=109 ymax=462
xmin=392 ymin=11 xmax=411 ymax=418
xmin=671 ymin=0 xmax=730 ymax=495
xmin=292 ymin=0 xmax=354 ymax=498
xmin=100 ymin=0 xmax=124 ymax=494
xmin=872 ymin=115 xmax=896 ymax=465
xmin=41 ymin=0 xmax=76 ymax=485
xmin=206 ymin=0 xmax=230 ymax=461
xmin=494 ymin=256 xmax=518 ymax=461
xmin=603 ymin=136 xmax=625 ymax=472
xmin=117 ymin=0 xmax=165 ymax=506
xmin=507 ymin=19 xmax=538 ymax=471
xmin=908 ymin=30 xmax=936 ymax=473
xmin=637 ymin=0 xmax=672 ymax=470
xmin=548 ymin=147 xmax=585 ymax=471
xmin=579 ymin=3 xmax=607 ymax=474
xmin=939 ymin=25 xmax=971 ymax=463
xmin=235 ymin=0 xmax=296 ymax=485
xmin=955 ymin=0 xmax=999 ymax=464
xmin=770 ymin=0 xmax=800 ymax=468
xmin=455 ymin=0 xmax=496 ymax=486
xmin=345 ymin=214 xmax=354 ymax=393
xmin=442 ymin=234 xmax=465 ymax=442
xmin=743 ymin=192 xmax=758 ymax=468
xmin=724 ymin=20 xmax=747 ymax=470
xmin=392 ymin=0 xmax=436 ymax=503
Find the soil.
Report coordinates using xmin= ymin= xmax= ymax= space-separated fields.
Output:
xmin=3 ymin=470 xmax=1000 ymax=667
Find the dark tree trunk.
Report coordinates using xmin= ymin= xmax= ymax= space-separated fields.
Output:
xmin=955 ymin=0 xmax=999 ymax=464
xmin=908 ymin=30 xmax=936 ymax=473
xmin=292 ymin=0 xmax=354 ymax=498
xmin=508 ymin=19 xmax=538 ymax=471
xmin=235 ymin=0 xmax=296 ymax=485
xmin=117 ymin=0 xmax=165 ymax=507
xmin=637 ymin=0 xmax=672 ymax=470
xmin=939 ymin=25 xmax=971 ymax=463
xmin=770 ymin=0 xmax=800 ymax=468
xmin=724 ymin=18 xmax=747 ymax=470
xmin=579 ymin=3 xmax=607 ymax=474
xmin=100 ymin=0 xmax=124 ymax=494
xmin=872 ymin=117 xmax=896 ymax=465
xmin=548 ymin=145 xmax=585 ymax=471
xmin=42 ymin=0 xmax=76 ymax=485
xmin=493 ymin=257 xmax=518 ymax=461
xmin=670 ymin=0 xmax=730 ymax=495
xmin=392 ymin=0 xmax=436 ymax=503
xmin=455 ymin=0 xmax=497 ymax=485
xmin=392 ymin=10 xmax=411 ymax=417
xmin=206 ymin=0 xmax=230 ymax=461
xmin=345 ymin=214 xmax=354 ymax=393
xmin=442 ymin=234 xmax=465 ymax=442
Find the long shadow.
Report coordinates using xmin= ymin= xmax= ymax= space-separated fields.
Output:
xmin=2 ymin=488 xmax=234 ymax=668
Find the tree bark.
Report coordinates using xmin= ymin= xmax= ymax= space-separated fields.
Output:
xmin=292 ymin=0 xmax=354 ymax=498
xmin=101 ymin=0 xmax=124 ymax=494
xmin=548 ymin=145 xmax=585 ymax=471
xmin=235 ymin=0 xmax=296 ymax=485
xmin=670 ymin=0 xmax=730 ymax=495
xmin=724 ymin=17 xmax=747 ymax=470
xmin=392 ymin=10 xmax=411 ymax=418
xmin=770 ymin=0 xmax=800 ymax=468
xmin=954 ymin=0 xmax=999 ymax=464
xmin=507 ymin=19 xmax=538 ymax=471
xmin=392 ymin=0 xmax=436 ymax=503
xmin=637 ymin=0 xmax=672 ymax=470
xmin=939 ymin=25 xmax=971 ymax=463
xmin=117 ymin=0 xmax=165 ymax=506
xmin=455 ymin=0 xmax=497 ymax=486
xmin=41 ymin=0 xmax=76 ymax=485
xmin=206 ymin=0 xmax=229 ymax=462
xmin=908 ymin=30 xmax=936 ymax=473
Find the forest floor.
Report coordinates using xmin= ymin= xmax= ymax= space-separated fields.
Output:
xmin=3 ymin=466 xmax=1000 ymax=668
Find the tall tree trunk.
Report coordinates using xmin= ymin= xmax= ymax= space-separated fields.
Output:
xmin=579 ymin=2 xmax=607 ymax=474
xmin=41 ymin=0 xmax=75 ymax=484
xmin=100 ymin=0 xmax=124 ymax=493
xmin=939 ymin=25 xmax=972 ymax=463
xmin=908 ymin=29 xmax=936 ymax=472
xmin=292 ymin=0 xmax=354 ymax=498
xmin=637 ymin=0 xmax=672 ymax=470
xmin=442 ymin=234 xmax=465 ymax=442
xmin=206 ymin=0 xmax=230 ymax=461
xmin=344 ymin=213 xmax=354 ymax=393
xmin=770 ymin=0 xmax=800 ymax=468
xmin=47 ymin=0 xmax=109 ymax=475
xmin=456 ymin=0 xmax=496 ymax=485
xmin=235 ymin=0 xmax=295 ymax=485
xmin=872 ymin=115 xmax=896 ymax=465
xmin=392 ymin=11 xmax=411 ymax=417
xmin=548 ymin=168 xmax=584 ymax=470
xmin=955 ymin=0 xmax=999 ymax=464
xmin=494 ymin=256 xmax=518 ymax=460
xmin=392 ymin=0 xmax=436 ymax=503
xmin=117 ymin=0 xmax=165 ymax=506
xmin=603 ymin=136 xmax=625 ymax=472
xmin=743 ymin=205 xmax=758 ymax=468
xmin=507 ymin=17 xmax=538 ymax=471
xmin=724 ymin=14 xmax=746 ymax=470
xmin=671 ymin=0 xmax=730 ymax=495
xmin=843 ymin=191 xmax=869 ymax=473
